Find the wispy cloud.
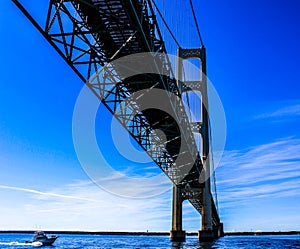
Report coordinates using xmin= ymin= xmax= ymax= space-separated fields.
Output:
xmin=254 ymin=103 xmax=300 ymax=120
xmin=217 ymin=137 xmax=300 ymax=208
xmin=0 ymin=185 xmax=98 ymax=202
xmin=0 ymin=178 xmax=177 ymax=231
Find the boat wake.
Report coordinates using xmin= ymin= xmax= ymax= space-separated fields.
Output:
xmin=0 ymin=241 xmax=28 ymax=246
xmin=0 ymin=241 xmax=36 ymax=246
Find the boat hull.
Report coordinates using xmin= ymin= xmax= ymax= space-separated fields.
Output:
xmin=34 ymin=236 xmax=58 ymax=246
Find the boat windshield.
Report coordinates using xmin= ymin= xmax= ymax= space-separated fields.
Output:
xmin=34 ymin=231 xmax=47 ymax=239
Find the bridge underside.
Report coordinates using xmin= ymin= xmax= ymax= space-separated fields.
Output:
xmin=13 ymin=0 xmax=223 ymax=241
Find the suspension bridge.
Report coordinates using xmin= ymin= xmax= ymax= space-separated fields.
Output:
xmin=13 ymin=0 xmax=224 ymax=241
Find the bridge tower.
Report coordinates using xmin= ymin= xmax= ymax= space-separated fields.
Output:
xmin=170 ymin=47 xmax=223 ymax=242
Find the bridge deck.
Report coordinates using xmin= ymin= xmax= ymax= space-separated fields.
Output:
xmin=72 ymin=0 xmax=202 ymax=186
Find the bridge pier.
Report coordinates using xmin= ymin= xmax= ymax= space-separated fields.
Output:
xmin=170 ymin=185 xmax=186 ymax=242
xmin=198 ymin=230 xmax=216 ymax=241
xmin=198 ymin=223 xmax=224 ymax=241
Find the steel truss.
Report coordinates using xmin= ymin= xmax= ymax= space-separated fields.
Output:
xmin=13 ymin=0 xmax=220 ymax=226
xmin=13 ymin=0 xmax=200 ymax=184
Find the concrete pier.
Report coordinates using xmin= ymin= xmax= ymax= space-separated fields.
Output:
xmin=170 ymin=230 xmax=186 ymax=242
xmin=198 ymin=223 xmax=224 ymax=241
xmin=198 ymin=230 xmax=217 ymax=241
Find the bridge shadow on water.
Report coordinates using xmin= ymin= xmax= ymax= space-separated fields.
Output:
xmin=172 ymin=241 xmax=215 ymax=249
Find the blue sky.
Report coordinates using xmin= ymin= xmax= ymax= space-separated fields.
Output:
xmin=0 ymin=0 xmax=300 ymax=232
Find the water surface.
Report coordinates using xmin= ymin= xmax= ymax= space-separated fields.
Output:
xmin=0 ymin=233 xmax=299 ymax=248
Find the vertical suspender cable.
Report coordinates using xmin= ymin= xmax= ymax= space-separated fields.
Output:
xmin=150 ymin=0 xmax=181 ymax=48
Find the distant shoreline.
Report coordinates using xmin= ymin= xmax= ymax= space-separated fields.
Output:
xmin=225 ymin=231 xmax=300 ymax=236
xmin=0 ymin=230 xmax=299 ymax=236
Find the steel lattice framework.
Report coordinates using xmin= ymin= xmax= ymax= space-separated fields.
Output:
xmin=13 ymin=0 xmax=221 ymax=229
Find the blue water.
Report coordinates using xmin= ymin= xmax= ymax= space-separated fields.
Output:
xmin=0 ymin=234 xmax=299 ymax=248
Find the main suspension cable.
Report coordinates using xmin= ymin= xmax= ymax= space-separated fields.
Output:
xmin=189 ymin=0 xmax=204 ymax=46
